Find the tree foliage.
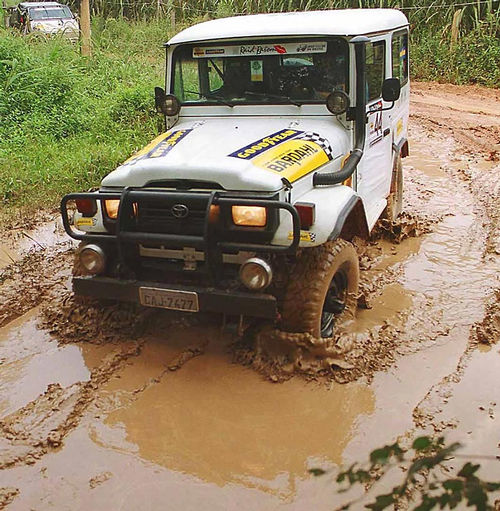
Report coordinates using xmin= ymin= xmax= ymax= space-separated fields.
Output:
xmin=310 ymin=436 xmax=500 ymax=510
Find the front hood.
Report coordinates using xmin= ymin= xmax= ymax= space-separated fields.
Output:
xmin=102 ymin=118 xmax=349 ymax=192
xmin=31 ymin=19 xmax=78 ymax=34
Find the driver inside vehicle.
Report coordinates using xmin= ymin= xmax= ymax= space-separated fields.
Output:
xmin=312 ymin=53 xmax=347 ymax=99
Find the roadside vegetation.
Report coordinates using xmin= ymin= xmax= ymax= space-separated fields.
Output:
xmin=0 ymin=1 xmax=498 ymax=213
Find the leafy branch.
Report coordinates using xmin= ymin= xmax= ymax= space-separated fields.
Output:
xmin=310 ymin=436 xmax=500 ymax=510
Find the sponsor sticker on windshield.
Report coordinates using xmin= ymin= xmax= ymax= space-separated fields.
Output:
xmin=193 ymin=41 xmax=327 ymax=58
xmin=250 ymin=60 xmax=263 ymax=82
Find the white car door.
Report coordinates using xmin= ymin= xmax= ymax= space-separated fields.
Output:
xmin=355 ymin=38 xmax=393 ymax=230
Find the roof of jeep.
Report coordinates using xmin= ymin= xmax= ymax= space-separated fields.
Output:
xmin=167 ymin=9 xmax=408 ymax=45
xmin=19 ymin=2 xmax=65 ymax=7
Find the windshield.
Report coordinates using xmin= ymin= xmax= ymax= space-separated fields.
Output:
xmin=172 ymin=38 xmax=348 ymax=106
xmin=29 ymin=6 xmax=73 ymax=20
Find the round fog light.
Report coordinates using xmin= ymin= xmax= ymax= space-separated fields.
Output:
xmin=79 ymin=244 xmax=106 ymax=275
xmin=239 ymin=258 xmax=273 ymax=291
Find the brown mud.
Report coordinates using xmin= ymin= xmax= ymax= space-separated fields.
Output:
xmin=0 ymin=82 xmax=499 ymax=510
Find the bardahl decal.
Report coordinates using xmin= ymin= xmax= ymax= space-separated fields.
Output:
xmin=230 ymin=130 xmax=334 ymax=182
xmin=288 ymin=230 xmax=316 ymax=242
xmin=124 ymin=129 xmax=193 ymax=165
xmin=76 ymin=217 xmax=96 ymax=227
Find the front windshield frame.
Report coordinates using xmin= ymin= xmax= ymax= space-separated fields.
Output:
xmin=170 ymin=37 xmax=349 ymax=107
xmin=29 ymin=6 xmax=73 ymax=20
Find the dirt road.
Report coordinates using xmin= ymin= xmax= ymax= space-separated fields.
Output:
xmin=0 ymin=82 xmax=499 ymax=510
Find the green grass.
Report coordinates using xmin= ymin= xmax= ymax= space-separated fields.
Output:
xmin=0 ymin=19 xmax=169 ymax=211
xmin=0 ymin=8 xmax=498 ymax=214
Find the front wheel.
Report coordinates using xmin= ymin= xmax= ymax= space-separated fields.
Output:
xmin=281 ymin=239 xmax=359 ymax=338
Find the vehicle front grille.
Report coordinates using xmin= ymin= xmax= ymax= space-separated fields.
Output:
xmin=134 ymin=196 xmax=209 ymax=236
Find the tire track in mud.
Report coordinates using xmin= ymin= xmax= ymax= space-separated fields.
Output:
xmin=0 ymin=244 xmax=73 ymax=329
xmin=0 ymin=340 xmax=144 ymax=470
xmin=0 ymin=292 xmax=210 ymax=472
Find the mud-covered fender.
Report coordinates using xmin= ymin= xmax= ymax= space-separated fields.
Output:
xmin=271 ymin=186 xmax=368 ymax=248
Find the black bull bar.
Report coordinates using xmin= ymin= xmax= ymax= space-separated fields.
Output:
xmin=61 ymin=189 xmax=301 ymax=318
xmin=61 ymin=188 xmax=301 ymax=254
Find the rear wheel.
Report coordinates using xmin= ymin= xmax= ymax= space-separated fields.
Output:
xmin=281 ymin=239 xmax=359 ymax=338
xmin=383 ymin=152 xmax=403 ymax=222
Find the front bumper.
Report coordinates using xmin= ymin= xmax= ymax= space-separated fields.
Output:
xmin=74 ymin=276 xmax=278 ymax=319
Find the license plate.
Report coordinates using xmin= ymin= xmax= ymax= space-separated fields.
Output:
xmin=139 ymin=287 xmax=199 ymax=312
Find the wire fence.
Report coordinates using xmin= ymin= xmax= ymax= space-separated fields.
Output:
xmin=33 ymin=0 xmax=500 ymax=34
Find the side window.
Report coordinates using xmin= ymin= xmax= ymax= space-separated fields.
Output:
xmin=392 ymin=31 xmax=409 ymax=86
xmin=365 ymin=41 xmax=385 ymax=102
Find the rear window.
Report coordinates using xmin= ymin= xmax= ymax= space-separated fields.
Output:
xmin=365 ymin=41 xmax=385 ymax=102
xmin=392 ymin=31 xmax=409 ymax=86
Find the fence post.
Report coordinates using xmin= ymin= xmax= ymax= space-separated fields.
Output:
xmin=450 ymin=8 xmax=463 ymax=49
xmin=170 ymin=0 xmax=176 ymax=29
xmin=2 ymin=0 xmax=8 ymax=28
xmin=80 ymin=0 xmax=92 ymax=57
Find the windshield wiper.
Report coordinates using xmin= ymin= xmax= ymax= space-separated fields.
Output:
xmin=244 ymin=91 xmax=303 ymax=107
xmin=184 ymin=90 xmax=233 ymax=108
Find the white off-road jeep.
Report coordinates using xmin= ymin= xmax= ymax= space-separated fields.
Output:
xmin=62 ymin=9 xmax=410 ymax=338
xmin=6 ymin=2 xmax=79 ymax=41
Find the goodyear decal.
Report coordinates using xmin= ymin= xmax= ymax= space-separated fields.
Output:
xmin=288 ymin=230 xmax=316 ymax=242
xmin=124 ymin=129 xmax=193 ymax=165
xmin=230 ymin=130 xmax=334 ymax=182
xmin=229 ymin=129 xmax=300 ymax=159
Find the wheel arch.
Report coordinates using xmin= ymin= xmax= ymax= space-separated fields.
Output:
xmin=328 ymin=195 xmax=369 ymax=242
xmin=393 ymin=137 xmax=409 ymax=158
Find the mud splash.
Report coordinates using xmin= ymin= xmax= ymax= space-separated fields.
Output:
xmin=40 ymin=292 xmax=155 ymax=344
xmin=233 ymin=213 xmax=433 ymax=383
xmin=470 ymin=290 xmax=500 ymax=346
xmin=0 ymin=243 xmax=73 ymax=329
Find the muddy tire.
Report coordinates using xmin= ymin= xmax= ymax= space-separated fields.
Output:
xmin=281 ymin=239 xmax=359 ymax=338
xmin=383 ymin=152 xmax=403 ymax=222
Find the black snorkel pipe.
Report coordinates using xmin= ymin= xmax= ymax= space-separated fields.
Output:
xmin=313 ymin=36 xmax=369 ymax=186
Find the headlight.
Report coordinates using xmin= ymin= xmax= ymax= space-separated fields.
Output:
xmin=232 ymin=206 xmax=267 ymax=227
xmin=79 ymin=244 xmax=106 ymax=275
xmin=104 ymin=199 xmax=120 ymax=219
xmin=240 ymin=258 xmax=273 ymax=291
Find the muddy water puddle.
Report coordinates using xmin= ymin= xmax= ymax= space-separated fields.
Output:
xmin=0 ymin=219 xmax=68 ymax=271
xmin=0 ymin=309 xmax=114 ymax=418
xmin=1 ymin=135 xmax=500 ymax=509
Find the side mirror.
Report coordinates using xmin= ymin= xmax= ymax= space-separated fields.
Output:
xmin=382 ymin=78 xmax=401 ymax=102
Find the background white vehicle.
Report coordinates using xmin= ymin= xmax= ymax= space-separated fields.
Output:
xmin=7 ymin=1 xmax=79 ymax=41
xmin=62 ymin=9 xmax=410 ymax=338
